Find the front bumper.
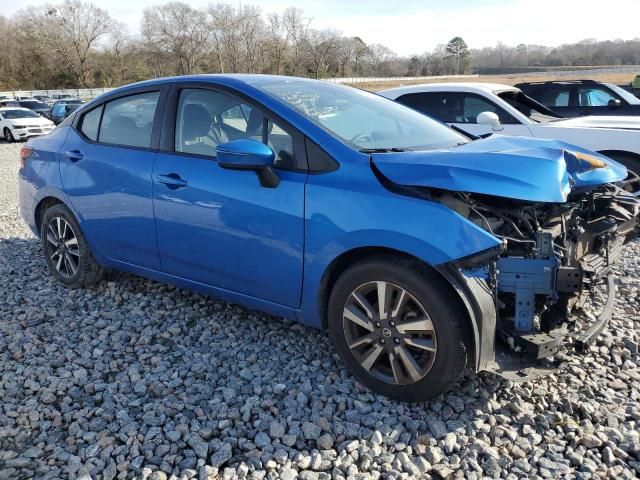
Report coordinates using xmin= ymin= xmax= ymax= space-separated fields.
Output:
xmin=11 ymin=126 xmax=54 ymax=140
xmin=486 ymin=274 xmax=616 ymax=380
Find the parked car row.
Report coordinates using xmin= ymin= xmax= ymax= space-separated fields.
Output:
xmin=514 ymin=79 xmax=640 ymax=117
xmin=0 ymin=98 xmax=83 ymax=141
xmin=18 ymin=74 xmax=640 ymax=401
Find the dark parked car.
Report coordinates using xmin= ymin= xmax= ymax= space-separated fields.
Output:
xmin=516 ymin=80 xmax=640 ymax=117
xmin=48 ymin=100 xmax=82 ymax=124
xmin=18 ymin=74 xmax=639 ymax=401
xmin=0 ymin=100 xmax=20 ymax=108
xmin=33 ymin=95 xmax=52 ymax=104
xmin=15 ymin=100 xmax=50 ymax=116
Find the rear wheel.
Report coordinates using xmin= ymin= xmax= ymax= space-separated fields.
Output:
xmin=327 ymin=256 xmax=471 ymax=402
xmin=3 ymin=127 xmax=14 ymax=142
xmin=40 ymin=204 xmax=104 ymax=288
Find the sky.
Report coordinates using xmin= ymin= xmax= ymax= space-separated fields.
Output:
xmin=4 ymin=0 xmax=640 ymax=56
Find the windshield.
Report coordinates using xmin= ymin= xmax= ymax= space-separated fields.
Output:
xmin=605 ymin=83 xmax=640 ymax=105
xmin=257 ymin=80 xmax=467 ymax=151
xmin=1 ymin=109 xmax=40 ymax=119
xmin=498 ymin=90 xmax=563 ymax=123
xmin=65 ymin=104 xmax=81 ymax=114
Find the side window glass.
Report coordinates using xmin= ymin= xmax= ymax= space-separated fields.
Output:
xmin=175 ymin=88 xmax=296 ymax=168
xmin=267 ymin=119 xmax=294 ymax=168
xmin=79 ymin=105 xmax=102 ymax=141
xmin=221 ymin=104 xmax=263 ymax=140
xmin=578 ymin=88 xmax=617 ymax=107
xmin=457 ymin=94 xmax=517 ymax=125
xmin=396 ymin=93 xmax=451 ymax=122
xmin=540 ymin=89 xmax=570 ymax=107
xmin=98 ymin=91 xmax=159 ymax=148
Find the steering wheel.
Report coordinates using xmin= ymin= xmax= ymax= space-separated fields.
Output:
xmin=350 ymin=132 xmax=374 ymax=145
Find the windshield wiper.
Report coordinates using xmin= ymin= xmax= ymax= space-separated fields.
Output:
xmin=359 ymin=147 xmax=412 ymax=153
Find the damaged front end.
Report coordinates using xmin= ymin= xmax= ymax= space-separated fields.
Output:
xmin=372 ymin=137 xmax=640 ymax=377
xmin=446 ymin=185 xmax=639 ymax=372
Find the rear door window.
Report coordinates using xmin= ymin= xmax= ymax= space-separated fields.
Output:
xmin=98 ymin=91 xmax=160 ymax=148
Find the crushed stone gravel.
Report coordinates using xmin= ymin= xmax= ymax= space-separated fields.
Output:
xmin=0 ymin=140 xmax=639 ymax=479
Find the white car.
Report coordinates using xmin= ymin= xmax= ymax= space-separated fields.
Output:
xmin=0 ymin=107 xmax=55 ymax=142
xmin=379 ymin=83 xmax=640 ymax=174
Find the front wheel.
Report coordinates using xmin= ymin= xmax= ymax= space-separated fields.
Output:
xmin=4 ymin=127 xmax=14 ymax=142
xmin=327 ymin=256 xmax=471 ymax=402
xmin=40 ymin=204 xmax=104 ymax=288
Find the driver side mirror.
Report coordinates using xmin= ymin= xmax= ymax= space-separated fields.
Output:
xmin=477 ymin=111 xmax=503 ymax=132
xmin=216 ymin=139 xmax=280 ymax=188
xmin=607 ymin=98 xmax=622 ymax=109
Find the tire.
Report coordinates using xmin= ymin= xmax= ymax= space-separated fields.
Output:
xmin=40 ymin=203 xmax=104 ymax=288
xmin=4 ymin=127 xmax=14 ymax=143
xmin=327 ymin=256 xmax=471 ymax=402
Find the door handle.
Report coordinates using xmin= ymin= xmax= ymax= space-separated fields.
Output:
xmin=156 ymin=173 xmax=188 ymax=189
xmin=65 ymin=150 xmax=83 ymax=162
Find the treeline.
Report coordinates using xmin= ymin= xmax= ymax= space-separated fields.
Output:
xmin=0 ymin=0 xmax=402 ymax=89
xmin=0 ymin=0 xmax=638 ymax=90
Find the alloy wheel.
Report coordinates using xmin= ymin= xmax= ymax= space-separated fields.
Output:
xmin=4 ymin=128 xmax=14 ymax=142
xmin=45 ymin=217 xmax=80 ymax=278
xmin=342 ymin=281 xmax=437 ymax=385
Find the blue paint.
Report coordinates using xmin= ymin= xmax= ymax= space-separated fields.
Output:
xmin=373 ymin=135 xmax=628 ymax=203
xmin=17 ymin=74 xmax=625 ymax=331
xmin=216 ymin=139 xmax=276 ymax=168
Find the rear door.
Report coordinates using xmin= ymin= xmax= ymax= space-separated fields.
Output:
xmin=59 ymin=87 xmax=166 ymax=268
xmin=152 ymin=84 xmax=307 ymax=307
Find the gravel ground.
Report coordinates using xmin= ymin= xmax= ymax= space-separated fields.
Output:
xmin=0 ymin=140 xmax=639 ymax=480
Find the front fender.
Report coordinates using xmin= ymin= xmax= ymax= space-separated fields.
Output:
xmin=298 ymin=161 xmax=501 ymax=328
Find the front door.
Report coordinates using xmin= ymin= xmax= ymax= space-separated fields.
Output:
xmin=152 ymin=87 xmax=306 ymax=307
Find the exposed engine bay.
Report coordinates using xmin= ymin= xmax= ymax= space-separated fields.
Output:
xmin=437 ymin=182 xmax=640 ymax=359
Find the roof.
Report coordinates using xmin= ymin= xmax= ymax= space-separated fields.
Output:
xmin=378 ymin=82 xmax=520 ymax=99
xmin=515 ymin=79 xmax=600 ymax=87
xmin=114 ymin=73 xmax=313 ymax=91
xmin=0 ymin=107 xmax=31 ymax=111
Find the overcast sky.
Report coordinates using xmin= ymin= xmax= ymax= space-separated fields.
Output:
xmin=5 ymin=0 xmax=640 ymax=56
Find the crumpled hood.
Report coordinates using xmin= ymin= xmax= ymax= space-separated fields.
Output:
xmin=550 ymin=115 xmax=640 ymax=131
xmin=372 ymin=136 xmax=628 ymax=202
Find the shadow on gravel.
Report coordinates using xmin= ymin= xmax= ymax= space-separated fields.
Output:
xmin=1 ymin=235 xmax=638 ymax=479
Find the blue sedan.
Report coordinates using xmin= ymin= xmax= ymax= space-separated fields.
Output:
xmin=18 ymin=75 xmax=639 ymax=401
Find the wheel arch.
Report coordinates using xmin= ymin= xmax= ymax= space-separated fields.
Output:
xmin=598 ymin=150 xmax=640 ymax=174
xmin=316 ymin=246 xmax=496 ymax=370
xmin=34 ymin=196 xmax=66 ymax=236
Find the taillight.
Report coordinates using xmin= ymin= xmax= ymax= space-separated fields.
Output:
xmin=20 ymin=146 xmax=33 ymax=168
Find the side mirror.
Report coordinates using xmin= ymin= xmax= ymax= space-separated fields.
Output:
xmin=477 ymin=111 xmax=503 ymax=131
xmin=607 ymin=98 xmax=622 ymax=109
xmin=216 ymin=139 xmax=280 ymax=188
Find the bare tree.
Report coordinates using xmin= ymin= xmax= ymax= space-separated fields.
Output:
xmin=306 ymin=29 xmax=341 ymax=78
xmin=265 ymin=13 xmax=287 ymax=75
xmin=142 ymin=2 xmax=210 ymax=75
xmin=282 ymin=7 xmax=309 ymax=76
xmin=25 ymin=0 xmax=113 ymax=87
